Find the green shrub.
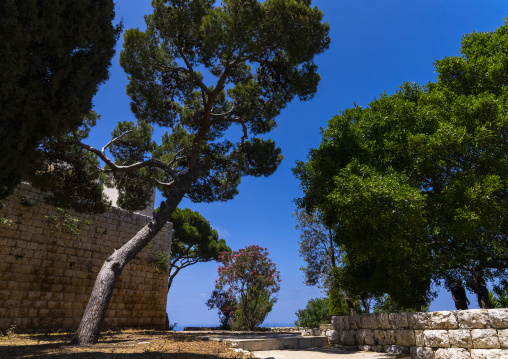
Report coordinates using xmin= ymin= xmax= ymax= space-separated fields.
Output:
xmin=295 ymin=297 xmax=329 ymax=328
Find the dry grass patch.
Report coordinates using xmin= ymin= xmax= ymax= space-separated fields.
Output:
xmin=0 ymin=330 xmax=255 ymax=359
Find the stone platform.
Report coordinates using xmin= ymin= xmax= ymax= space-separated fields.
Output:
xmin=199 ymin=332 xmax=328 ymax=351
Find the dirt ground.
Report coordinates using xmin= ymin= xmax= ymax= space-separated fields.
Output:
xmin=0 ymin=330 xmax=255 ymax=359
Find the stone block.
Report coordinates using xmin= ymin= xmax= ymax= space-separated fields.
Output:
xmin=396 ymin=329 xmax=416 ymax=346
xmin=434 ymin=348 xmax=471 ymax=359
xmin=470 ymin=349 xmax=508 ymax=358
xmin=424 ymin=330 xmax=450 ymax=348
xmin=383 ymin=345 xmax=408 ymax=354
xmin=415 ymin=330 xmax=425 ymax=347
xmin=411 ymin=346 xmax=435 ymax=359
xmin=410 ymin=312 xmax=430 ymax=329
xmin=448 ymin=329 xmax=472 ymax=348
xmin=349 ymin=314 xmax=362 ymax=330
xmin=389 ymin=312 xmax=409 ymax=329
xmin=331 ymin=316 xmax=346 ymax=331
xmin=340 ymin=330 xmax=356 ymax=346
xmin=429 ymin=311 xmax=459 ymax=330
xmin=457 ymin=310 xmax=490 ymax=329
xmin=488 ymin=309 xmax=508 ymax=329
xmin=378 ymin=313 xmax=390 ymax=329
xmin=499 ymin=329 xmax=508 ymax=349
xmin=375 ymin=330 xmax=396 ymax=345
xmin=471 ymin=329 xmax=500 ymax=349
xmin=326 ymin=329 xmax=339 ymax=344
xmin=362 ymin=313 xmax=378 ymax=329
xmin=356 ymin=329 xmax=375 ymax=345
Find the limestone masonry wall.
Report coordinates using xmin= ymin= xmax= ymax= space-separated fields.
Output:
xmin=328 ymin=309 xmax=508 ymax=359
xmin=0 ymin=183 xmax=172 ymax=333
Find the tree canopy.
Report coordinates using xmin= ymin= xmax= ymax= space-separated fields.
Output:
xmin=0 ymin=0 xmax=121 ymax=199
xmin=168 ymin=207 xmax=231 ymax=292
xmin=294 ymin=19 xmax=508 ymax=309
xmin=71 ymin=0 xmax=329 ymax=344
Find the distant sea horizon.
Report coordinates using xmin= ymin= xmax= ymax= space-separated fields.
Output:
xmin=173 ymin=322 xmax=295 ymax=331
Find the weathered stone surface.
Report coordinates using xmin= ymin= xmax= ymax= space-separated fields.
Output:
xmin=434 ymin=348 xmax=471 ymax=359
xmin=383 ymin=345 xmax=408 ymax=354
xmin=499 ymin=329 xmax=508 ymax=349
xmin=424 ymin=330 xmax=450 ymax=348
xmin=301 ymin=328 xmax=314 ymax=336
xmin=331 ymin=316 xmax=349 ymax=331
xmin=471 ymin=329 xmax=500 ymax=349
xmin=362 ymin=313 xmax=378 ymax=329
xmin=488 ymin=309 xmax=508 ymax=329
xmin=349 ymin=314 xmax=362 ymax=330
xmin=457 ymin=310 xmax=491 ymax=329
xmin=326 ymin=329 xmax=339 ymax=344
xmin=448 ymin=329 xmax=473 ymax=348
xmin=359 ymin=345 xmax=372 ymax=351
xmin=340 ymin=330 xmax=356 ymax=346
xmin=415 ymin=330 xmax=425 ymax=347
xmin=395 ymin=329 xmax=415 ymax=346
xmin=429 ymin=311 xmax=459 ymax=330
xmin=389 ymin=312 xmax=409 ymax=329
xmin=378 ymin=313 xmax=390 ymax=329
xmin=470 ymin=349 xmax=508 ymax=358
xmin=376 ymin=330 xmax=396 ymax=345
xmin=410 ymin=346 xmax=435 ymax=359
xmin=410 ymin=312 xmax=430 ymax=329
xmin=356 ymin=329 xmax=375 ymax=345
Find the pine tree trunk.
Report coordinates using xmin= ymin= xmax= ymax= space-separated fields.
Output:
xmin=71 ymin=190 xmax=184 ymax=345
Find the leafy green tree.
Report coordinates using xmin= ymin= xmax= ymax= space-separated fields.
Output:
xmin=294 ymin=209 xmax=339 ymax=290
xmin=295 ymin=297 xmax=329 ymax=328
xmin=294 ymin=209 xmax=372 ymax=313
xmin=0 ymin=0 xmax=121 ymax=199
xmin=215 ymin=245 xmax=281 ymax=330
xmin=166 ymin=208 xmax=230 ymax=329
xmin=168 ymin=208 xmax=231 ymax=292
xmin=294 ymin=20 xmax=508 ymax=309
xmin=71 ymin=0 xmax=329 ymax=344
xmin=373 ymin=294 xmax=429 ymax=314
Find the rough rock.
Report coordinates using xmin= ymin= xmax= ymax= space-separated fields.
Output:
xmin=470 ymin=349 xmax=508 ymax=358
xmin=434 ymin=348 xmax=471 ymax=359
xmin=378 ymin=313 xmax=390 ymax=329
xmin=411 ymin=346 xmax=436 ymax=359
xmin=340 ymin=329 xmax=356 ymax=346
xmin=498 ymin=329 xmax=508 ymax=349
xmin=457 ymin=310 xmax=490 ymax=329
xmin=356 ymin=329 xmax=375 ymax=345
xmin=448 ymin=329 xmax=472 ymax=348
xmin=395 ymin=329 xmax=415 ymax=346
xmin=415 ymin=330 xmax=425 ymax=347
xmin=471 ymin=329 xmax=500 ymax=349
xmin=349 ymin=314 xmax=362 ymax=330
xmin=409 ymin=312 xmax=430 ymax=329
xmin=383 ymin=345 xmax=408 ymax=354
xmin=389 ymin=312 xmax=409 ymax=329
xmin=424 ymin=330 xmax=450 ymax=348
xmin=362 ymin=313 xmax=378 ymax=329
xmin=429 ymin=311 xmax=459 ymax=330
xmin=326 ymin=329 xmax=339 ymax=344
xmin=488 ymin=309 xmax=508 ymax=329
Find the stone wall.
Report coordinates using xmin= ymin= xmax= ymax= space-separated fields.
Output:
xmin=0 ymin=183 xmax=172 ymax=333
xmin=328 ymin=309 xmax=508 ymax=358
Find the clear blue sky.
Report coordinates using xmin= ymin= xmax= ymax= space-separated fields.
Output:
xmin=90 ymin=1 xmax=508 ymax=327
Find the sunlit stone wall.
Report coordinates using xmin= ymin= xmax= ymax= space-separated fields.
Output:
xmin=0 ymin=183 xmax=171 ymax=333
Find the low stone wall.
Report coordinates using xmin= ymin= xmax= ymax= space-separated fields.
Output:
xmin=0 ymin=183 xmax=172 ymax=333
xmin=328 ymin=309 xmax=508 ymax=358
